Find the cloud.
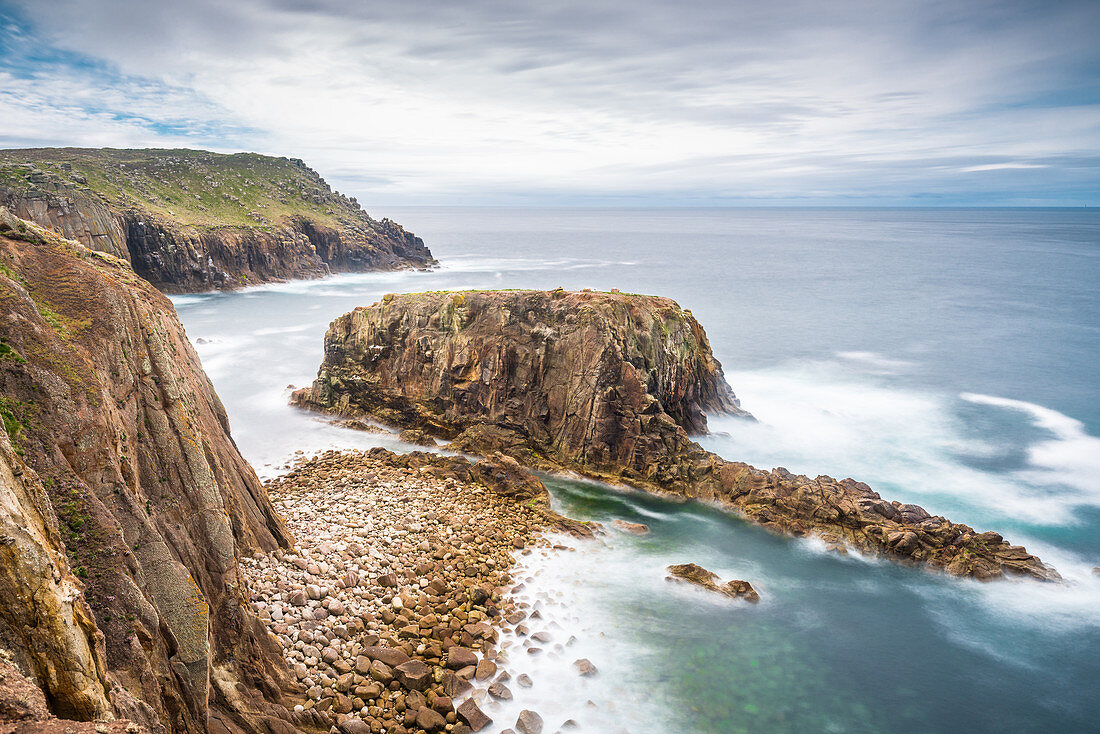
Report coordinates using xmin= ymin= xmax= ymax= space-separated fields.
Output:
xmin=0 ymin=0 xmax=1097 ymax=205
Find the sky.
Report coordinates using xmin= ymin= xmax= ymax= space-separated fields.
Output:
xmin=0 ymin=0 xmax=1097 ymax=206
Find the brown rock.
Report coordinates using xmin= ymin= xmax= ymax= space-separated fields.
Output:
xmin=415 ymin=706 xmax=447 ymax=732
xmin=456 ymin=699 xmax=493 ymax=731
xmin=394 ymin=660 xmax=432 ymax=691
xmin=488 ymin=681 xmax=513 ymax=700
xmin=447 ymin=646 xmax=478 ymax=670
xmin=368 ymin=660 xmax=393 ymax=685
xmin=474 ymin=659 xmax=497 ymax=681
xmin=363 ymin=646 xmax=411 ymax=667
xmin=572 ymin=658 xmax=598 ymax=677
xmin=613 ymin=519 xmax=650 ymax=534
xmin=516 ymin=709 xmax=544 ymax=734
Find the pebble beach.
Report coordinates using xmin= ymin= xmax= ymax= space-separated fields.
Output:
xmin=239 ymin=448 xmax=591 ymax=734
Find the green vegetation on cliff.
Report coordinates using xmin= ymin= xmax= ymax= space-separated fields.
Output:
xmin=0 ymin=147 xmax=370 ymax=231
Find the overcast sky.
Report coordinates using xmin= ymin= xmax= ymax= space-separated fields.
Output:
xmin=0 ymin=0 xmax=1097 ymax=205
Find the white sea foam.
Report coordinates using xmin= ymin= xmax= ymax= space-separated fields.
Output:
xmin=835 ymin=350 xmax=916 ymax=373
xmin=468 ymin=533 xmax=685 ymax=733
xmin=960 ymin=392 xmax=1100 ymax=505
xmin=702 ymin=359 xmax=1100 ymax=527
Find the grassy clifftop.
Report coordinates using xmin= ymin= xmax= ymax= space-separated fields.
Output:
xmin=0 ymin=147 xmax=373 ymax=230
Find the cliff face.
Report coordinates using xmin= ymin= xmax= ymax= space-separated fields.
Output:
xmin=0 ymin=212 xmax=308 ymax=734
xmin=295 ymin=290 xmax=1058 ymax=582
xmin=297 ymin=289 xmax=748 ymax=467
xmin=0 ymin=148 xmax=434 ymax=293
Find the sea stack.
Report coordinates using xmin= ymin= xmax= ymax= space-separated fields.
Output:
xmin=295 ymin=289 xmax=1059 ymax=582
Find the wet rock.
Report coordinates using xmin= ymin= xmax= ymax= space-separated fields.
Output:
xmin=667 ymin=563 xmax=761 ymax=601
xmin=572 ymin=658 xmax=598 ymax=677
xmin=488 ymin=681 xmax=513 ymax=700
xmin=613 ymin=520 xmax=650 ymax=534
xmin=399 ymin=428 xmax=437 ymax=446
xmin=723 ymin=579 xmax=760 ymax=603
xmin=516 ymin=709 xmax=544 ymax=734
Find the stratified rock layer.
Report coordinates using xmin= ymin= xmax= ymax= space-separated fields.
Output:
xmin=295 ymin=290 xmax=1058 ymax=582
xmin=0 ymin=213 xmax=308 ymax=733
xmin=0 ymin=148 xmax=434 ymax=292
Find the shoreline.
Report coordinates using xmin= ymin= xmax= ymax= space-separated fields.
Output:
xmin=239 ymin=448 xmax=591 ymax=734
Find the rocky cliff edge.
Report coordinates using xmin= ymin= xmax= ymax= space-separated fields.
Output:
xmin=0 ymin=209 xmax=318 ymax=734
xmin=0 ymin=148 xmax=434 ymax=293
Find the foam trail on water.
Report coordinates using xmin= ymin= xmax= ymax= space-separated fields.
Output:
xmin=960 ymin=392 xmax=1100 ymax=504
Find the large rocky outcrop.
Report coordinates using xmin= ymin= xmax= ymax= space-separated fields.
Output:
xmin=0 ymin=148 xmax=434 ymax=293
xmin=294 ymin=290 xmax=1058 ymax=582
xmin=0 ymin=212 xmax=314 ymax=733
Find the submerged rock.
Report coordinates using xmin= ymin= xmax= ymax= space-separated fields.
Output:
xmin=295 ymin=289 xmax=1058 ymax=582
xmin=667 ymin=564 xmax=761 ymax=602
xmin=613 ymin=519 xmax=650 ymax=534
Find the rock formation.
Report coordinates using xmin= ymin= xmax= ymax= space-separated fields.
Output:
xmin=294 ymin=289 xmax=1058 ymax=582
xmin=666 ymin=564 xmax=760 ymax=602
xmin=0 ymin=148 xmax=434 ymax=292
xmin=0 ymin=212 xmax=311 ymax=733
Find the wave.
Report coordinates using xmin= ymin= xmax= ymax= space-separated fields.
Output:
xmin=960 ymin=393 xmax=1100 ymax=505
xmin=703 ymin=359 xmax=1100 ymax=528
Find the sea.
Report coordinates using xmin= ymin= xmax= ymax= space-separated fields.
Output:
xmin=171 ymin=207 xmax=1100 ymax=734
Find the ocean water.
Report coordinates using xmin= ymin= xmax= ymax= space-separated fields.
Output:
xmin=171 ymin=208 xmax=1100 ymax=733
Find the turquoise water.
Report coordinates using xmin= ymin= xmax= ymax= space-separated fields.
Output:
xmin=172 ymin=208 xmax=1100 ymax=733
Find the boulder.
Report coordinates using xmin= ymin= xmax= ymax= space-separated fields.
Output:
xmin=516 ymin=709 xmax=544 ymax=734
xmin=457 ymin=699 xmax=493 ymax=731
xmin=395 ymin=660 xmax=432 ymax=691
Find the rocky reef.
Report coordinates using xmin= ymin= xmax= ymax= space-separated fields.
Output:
xmin=294 ymin=289 xmax=1058 ymax=582
xmin=0 ymin=212 xmax=312 ymax=733
xmin=0 ymin=148 xmax=434 ymax=292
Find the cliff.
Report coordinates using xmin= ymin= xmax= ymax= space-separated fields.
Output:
xmin=0 ymin=211 xmax=313 ymax=734
xmin=294 ymin=290 xmax=1058 ymax=582
xmin=0 ymin=148 xmax=434 ymax=292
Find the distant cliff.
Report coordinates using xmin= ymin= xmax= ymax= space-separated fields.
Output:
xmin=0 ymin=148 xmax=434 ymax=292
xmin=294 ymin=290 xmax=1059 ymax=582
xmin=0 ymin=211 xmax=315 ymax=734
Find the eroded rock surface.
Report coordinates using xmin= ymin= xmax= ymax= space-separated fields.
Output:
xmin=0 ymin=214 xmax=307 ymax=733
xmin=294 ymin=290 xmax=1058 ymax=582
xmin=0 ymin=149 xmax=434 ymax=292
